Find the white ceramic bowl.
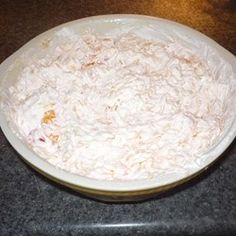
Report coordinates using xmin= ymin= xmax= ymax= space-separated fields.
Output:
xmin=0 ymin=15 xmax=236 ymax=201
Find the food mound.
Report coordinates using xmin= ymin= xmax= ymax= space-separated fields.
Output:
xmin=2 ymin=30 xmax=235 ymax=180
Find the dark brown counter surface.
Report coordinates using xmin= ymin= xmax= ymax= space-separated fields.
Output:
xmin=0 ymin=1 xmax=236 ymax=235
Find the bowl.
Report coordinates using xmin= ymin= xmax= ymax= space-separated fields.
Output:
xmin=0 ymin=15 xmax=236 ymax=202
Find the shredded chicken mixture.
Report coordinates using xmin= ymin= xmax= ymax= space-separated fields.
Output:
xmin=3 ymin=32 xmax=234 ymax=180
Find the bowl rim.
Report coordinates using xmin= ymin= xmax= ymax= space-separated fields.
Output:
xmin=0 ymin=14 xmax=236 ymax=192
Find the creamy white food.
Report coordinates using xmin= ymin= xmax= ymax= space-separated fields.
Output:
xmin=2 ymin=32 xmax=235 ymax=180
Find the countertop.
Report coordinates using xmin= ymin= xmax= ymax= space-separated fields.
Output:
xmin=0 ymin=0 xmax=236 ymax=235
